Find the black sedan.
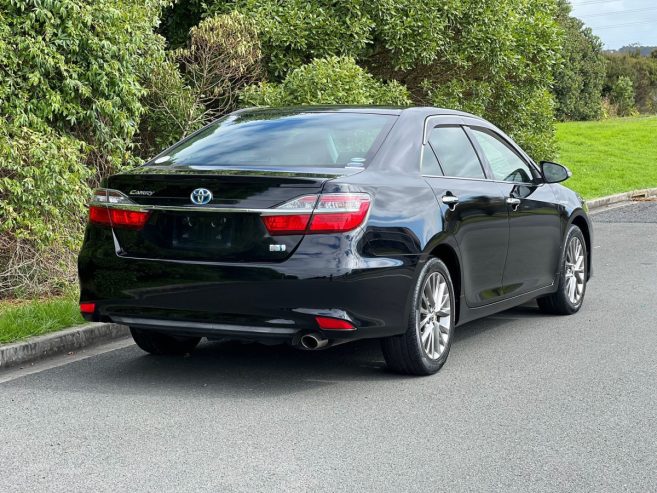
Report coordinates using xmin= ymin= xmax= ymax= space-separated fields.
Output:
xmin=78 ymin=106 xmax=592 ymax=375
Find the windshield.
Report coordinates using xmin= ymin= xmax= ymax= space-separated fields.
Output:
xmin=155 ymin=111 xmax=397 ymax=169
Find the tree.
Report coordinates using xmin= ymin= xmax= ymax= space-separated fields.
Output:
xmin=241 ymin=56 xmax=411 ymax=107
xmin=604 ymin=54 xmax=657 ymax=114
xmin=610 ymin=76 xmax=636 ymax=117
xmin=552 ymin=0 xmax=605 ymax=121
xmin=206 ymin=0 xmax=563 ymax=161
xmin=0 ymin=0 xmax=166 ymax=296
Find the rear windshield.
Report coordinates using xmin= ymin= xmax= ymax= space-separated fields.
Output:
xmin=156 ymin=111 xmax=396 ymax=168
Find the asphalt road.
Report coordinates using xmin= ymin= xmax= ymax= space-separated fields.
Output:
xmin=1 ymin=202 xmax=656 ymax=492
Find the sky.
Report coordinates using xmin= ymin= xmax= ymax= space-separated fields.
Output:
xmin=569 ymin=0 xmax=657 ymax=49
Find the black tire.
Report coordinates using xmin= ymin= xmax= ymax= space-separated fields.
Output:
xmin=381 ymin=258 xmax=455 ymax=376
xmin=537 ymin=225 xmax=588 ymax=315
xmin=130 ymin=327 xmax=201 ymax=356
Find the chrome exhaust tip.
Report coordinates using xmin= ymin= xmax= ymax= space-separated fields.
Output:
xmin=299 ymin=333 xmax=329 ymax=350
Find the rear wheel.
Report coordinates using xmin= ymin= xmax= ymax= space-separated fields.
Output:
xmin=130 ymin=327 xmax=201 ymax=356
xmin=381 ymin=258 xmax=455 ymax=376
xmin=537 ymin=225 xmax=588 ymax=315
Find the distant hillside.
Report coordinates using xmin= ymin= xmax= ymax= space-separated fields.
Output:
xmin=606 ymin=45 xmax=657 ymax=57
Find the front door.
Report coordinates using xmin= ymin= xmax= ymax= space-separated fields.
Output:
xmin=467 ymin=127 xmax=561 ymax=297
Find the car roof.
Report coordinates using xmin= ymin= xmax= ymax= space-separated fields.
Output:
xmin=234 ymin=105 xmax=485 ymax=121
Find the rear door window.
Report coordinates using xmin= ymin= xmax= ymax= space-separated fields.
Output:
xmin=427 ymin=126 xmax=486 ymax=179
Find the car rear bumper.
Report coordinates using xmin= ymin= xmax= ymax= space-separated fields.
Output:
xmin=78 ymin=234 xmax=418 ymax=342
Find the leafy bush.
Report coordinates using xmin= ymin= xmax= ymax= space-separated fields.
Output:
xmin=610 ymin=76 xmax=637 ymax=117
xmin=207 ymin=0 xmax=562 ymax=161
xmin=0 ymin=124 xmax=90 ymax=296
xmin=0 ymin=0 xmax=164 ymax=179
xmin=241 ymin=56 xmax=411 ymax=107
xmin=552 ymin=0 xmax=605 ymax=121
xmin=136 ymin=12 xmax=263 ymax=159
xmin=604 ymin=53 xmax=657 ymax=114
xmin=0 ymin=0 xmax=166 ymax=297
xmin=134 ymin=40 xmax=204 ymax=159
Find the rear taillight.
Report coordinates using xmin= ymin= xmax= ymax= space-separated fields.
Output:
xmin=89 ymin=206 xmax=151 ymax=229
xmin=88 ymin=189 xmax=151 ymax=230
xmin=262 ymin=193 xmax=371 ymax=235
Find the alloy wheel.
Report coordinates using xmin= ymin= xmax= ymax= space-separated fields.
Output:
xmin=565 ymin=236 xmax=585 ymax=305
xmin=418 ymin=272 xmax=452 ymax=360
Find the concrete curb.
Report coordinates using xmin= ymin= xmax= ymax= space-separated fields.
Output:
xmin=0 ymin=323 xmax=129 ymax=370
xmin=587 ymin=188 xmax=657 ymax=211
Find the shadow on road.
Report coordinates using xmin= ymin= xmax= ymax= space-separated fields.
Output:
xmin=60 ymin=303 xmax=548 ymax=397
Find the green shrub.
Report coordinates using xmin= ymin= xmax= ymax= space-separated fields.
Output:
xmin=0 ymin=124 xmax=90 ymax=296
xmin=610 ymin=76 xmax=637 ymax=117
xmin=241 ymin=56 xmax=411 ymax=107
xmin=0 ymin=0 xmax=166 ymax=297
xmin=209 ymin=0 xmax=562 ymax=161
xmin=552 ymin=0 xmax=605 ymax=121
xmin=604 ymin=53 xmax=657 ymax=114
xmin=0 ymin=0 xmax=164 ymax=178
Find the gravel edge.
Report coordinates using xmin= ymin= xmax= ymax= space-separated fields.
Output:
xmin=0 ymin=323 xmax=130 ymax=370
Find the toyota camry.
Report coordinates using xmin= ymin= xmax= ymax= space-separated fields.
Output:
xmin=78 ymin=106 xmax=592 ymax=375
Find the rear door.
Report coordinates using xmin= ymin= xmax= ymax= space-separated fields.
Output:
xmin=467 ymin=126 xmax=561 ymax=296
xmin=422 ymin=120 xmax=510 ymax=307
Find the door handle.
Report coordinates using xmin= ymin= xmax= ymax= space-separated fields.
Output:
xmin=442 ymin=195 xmax=459 ymax=207
xmin=506 ymin=197 xmax=521 ymax=210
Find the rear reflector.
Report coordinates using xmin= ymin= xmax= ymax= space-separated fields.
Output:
xmin=315 ymin=316 xmax=356 ymax=330
xmin=89 ymin=205 xmax=151 ymax=230
xmin=80 ymin=302 xmax=96 ymax=314
xmin=262 ymin=193 xmax=371 ymax=235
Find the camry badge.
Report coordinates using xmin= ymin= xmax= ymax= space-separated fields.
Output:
xmin=190 ymin=188 xmax=213 ymax=205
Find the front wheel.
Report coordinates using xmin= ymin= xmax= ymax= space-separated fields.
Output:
xmin=381 ymin=258 xmax=455 ymax=376
xmin=537 ymin=225 xmax=588 ymax=315
xmin=130 ymin=327 xmax=201 ymax=356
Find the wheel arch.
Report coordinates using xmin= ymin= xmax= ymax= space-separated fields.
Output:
xmin=428 ymin=242 xmax=462 ymax=324
xmin=569 ymin=212 xmax=592 ymax=279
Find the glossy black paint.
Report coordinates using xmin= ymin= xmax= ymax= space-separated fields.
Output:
xmin=78 ymin=106 xmax=592 ymax=345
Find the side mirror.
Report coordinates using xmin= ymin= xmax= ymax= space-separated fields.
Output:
xmin=540 ymin=161 xmax=572 ymax=183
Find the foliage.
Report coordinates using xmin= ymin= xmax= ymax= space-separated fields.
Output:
xmin=604 ymin=53 xmax=657 ymax=114
xmin=0 ymin=124 xmax=90 ymax=296
xmin=207 ymin=0 xmax=373 ymax=78
xmin=0 ymin=0 xmax=165 ymax=179
xmin=157 ymin=0 xmax=205 ymax=49
xmin=241 ymin=56 xmax=411 ymax=107
xmin=610 ymin=76 xmax=637 ymax=117
xmin=177 ymin=12 xmax=263 ymax=120
xmin=137 ymin=12 xmax=263 ymax=159
xmin=209 ymin=0 xmax=562 ymax=161
xmin=0 ymin=0 xmax=166 ymax=297
xmin=134 ymin=37 xmax=204 ymax=159
xmin=552 ymin=0 xmax=605 ymax=121
xmin=556 ymin=116 xmax=657 ymax=198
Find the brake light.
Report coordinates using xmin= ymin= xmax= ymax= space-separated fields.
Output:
xmin=80 ymin=302 xmax=96 ymax=314
xmin=262 ymin=193 xmax=371 ymax=235
xmin=315 ymin=316 xmax=356 ymax=330
xmin=89 ymin=205 xmax=151 ymax=229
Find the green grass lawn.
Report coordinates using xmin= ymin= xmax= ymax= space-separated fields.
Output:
xmin=0 ymin=293 xmax=84 ymax=344
xmin=556 ymin=115 xmax=657 ymax=199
